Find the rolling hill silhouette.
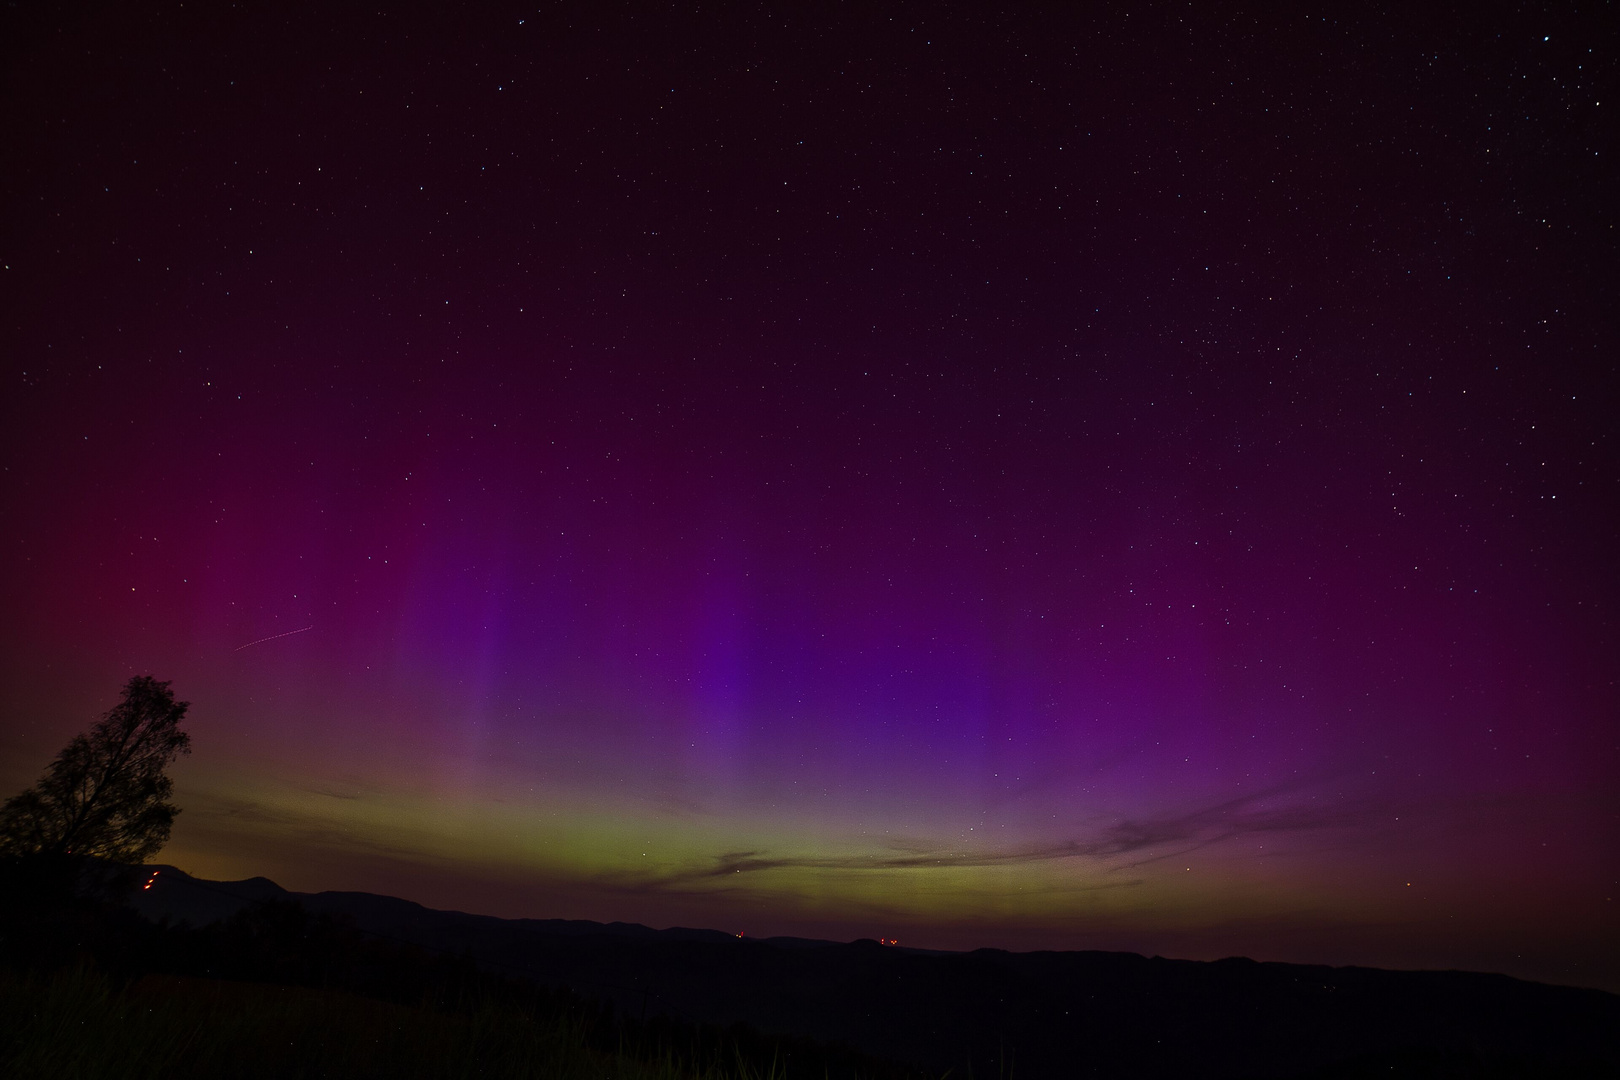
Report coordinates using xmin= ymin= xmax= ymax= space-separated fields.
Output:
xmin=130 ymin=866 xmax=1618 ymax=1079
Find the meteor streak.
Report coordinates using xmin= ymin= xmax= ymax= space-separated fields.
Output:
xmin=235 ymin=625 xmax=313 ymax=651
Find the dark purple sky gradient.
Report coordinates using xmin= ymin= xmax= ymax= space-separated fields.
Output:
xmin=2 ymin=2 xmax=1615 ymax=989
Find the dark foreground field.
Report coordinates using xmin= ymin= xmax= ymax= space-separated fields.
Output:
xmin=4 ymin=860 xmax=1616 ymax=1079
xmin=0 ymin=966 xmax=743 ymax=1080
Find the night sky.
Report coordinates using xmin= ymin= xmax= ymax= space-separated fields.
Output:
xmin=2 ymin=3 xmax=1615 ymax=990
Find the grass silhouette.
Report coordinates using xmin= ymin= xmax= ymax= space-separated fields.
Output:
xmin=0 ymin=963 xmax=812 ymax=1080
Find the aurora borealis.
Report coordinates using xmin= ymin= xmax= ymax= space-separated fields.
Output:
xmin=2 ymin=3 xmax=1614 ymax=990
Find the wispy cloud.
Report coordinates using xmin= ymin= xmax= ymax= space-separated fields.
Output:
xmin=1097 ymin=783 xmax=1372 ymax=867
xmin=626 ymin=783 xmax=1369 ymax=891
xmin=178 ymin=790 xmax=437 ymax=863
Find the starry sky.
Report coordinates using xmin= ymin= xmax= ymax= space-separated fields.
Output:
xmin=2 ymin=2 xmax=1615 ymax=990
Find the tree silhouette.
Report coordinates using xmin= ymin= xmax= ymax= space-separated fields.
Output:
xmin=0 ymin=676 xmax=191 ymax=864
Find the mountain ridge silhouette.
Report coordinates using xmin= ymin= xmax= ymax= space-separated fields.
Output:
xmin=127 ymin=865 xmax=1620 ymax=1079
